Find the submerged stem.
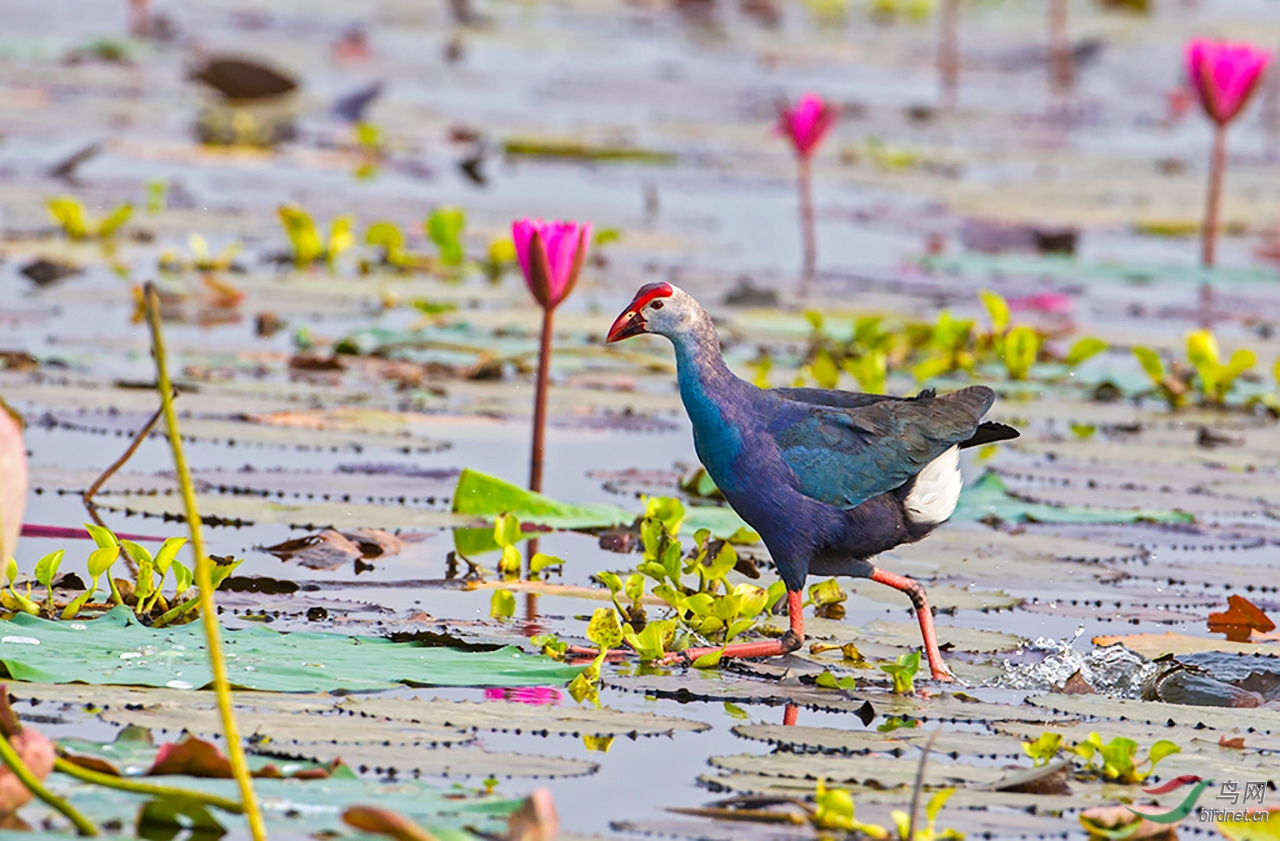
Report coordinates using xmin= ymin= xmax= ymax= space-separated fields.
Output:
xmin=53 ymin=757 xmax=244 ymax=815
xmin=0 ymin=735 xmax=97 ymax=836
xmin=528 ymin=306 xmax=555 ymax=494
xmin=142 ymin=283 xmax=266 ymax=841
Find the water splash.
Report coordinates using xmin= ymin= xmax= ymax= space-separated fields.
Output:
xmin=992 ymin=625 xmax=1158 ymax=698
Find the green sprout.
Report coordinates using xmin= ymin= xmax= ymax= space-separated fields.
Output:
xmin=1064 ymin=337 xmax=1107 ymax=367
xmin=880 ymin=650 xmax=921 ymax=694
xmin=159 ymin=234 xmax=242 ymax=274
xmin=277 ymin=204 xmax=355 ymax=268
xmin=47 ymin=195 xmax=132 ymax=241
xmin=815 ymin=670 xmax=858 ymax=691
xmin=425 ymin=207 xmax=466 ymax=267
xmin=483 ymin=236 xmax=517 ymax=282
xmin=1068 ymin=733 xmax=1181 ymax=784
xmin=1186 ymin=329 xmax=1255 ymax=405
xmin=493 ymin=513 xmax=523 ymax=578
xmin=32 ymin=551 xmax=63 ymax=617
xmin=364 ymin=221 xmax=412 ymax=269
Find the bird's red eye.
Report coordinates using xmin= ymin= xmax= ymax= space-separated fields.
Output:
xmin=651 ymin=300 xmax=664 ymax=310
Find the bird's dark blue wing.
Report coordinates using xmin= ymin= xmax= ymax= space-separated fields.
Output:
xmin=772 ymin=387 xmax=920 ymax=410
xmin=770 ymin=386 xmax=994 ymax=509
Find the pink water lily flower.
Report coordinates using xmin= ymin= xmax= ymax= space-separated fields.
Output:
xmin=512 ymin=218 xmax=591 ymax=311
xmin=0 ymin=402 xmax=25 ymax=565
xmin=1186 ymin=39 xmax=1272 ymax=125
xmin=775 ymin=94 xmax=836 ymax=159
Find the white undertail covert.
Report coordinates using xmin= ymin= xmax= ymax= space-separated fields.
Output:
xmin=904 ymin=445 xmax=962 ymax=525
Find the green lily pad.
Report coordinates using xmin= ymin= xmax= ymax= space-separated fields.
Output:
xmin=0 ymin=607 xmax=580 ymax=692
xmin=954 ymin=472 xmax=1194 ymax=524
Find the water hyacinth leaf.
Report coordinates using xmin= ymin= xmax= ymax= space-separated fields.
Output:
xmin=498 ymin=545 xmax=522 ymax=576
xmin=815 ymin=671 xmax=857 ymax=691
xmin=328 ymin=215 xmax=356 ymax=263
xmin=172 ymin=560 xmax=193 ymax=595
xmin=1132 ymin=347 xmax=1164 ymax=385
xmin=277 ymin=204 xmax=323 ymax=266
xmin=489 ymin=589 xmax=516 ymax=619
xmin=84 ymin=522 xmax=119 ymax=550
xmin=691 ymin=647 xmax=724 ymax=670
xmin=529 ymin=553 xmax=562 ymax=573
xmin=808 ymin=578 xmax=846 ymax=608
xmin=494 ymin=513 xmax=521 ymax=548
xmin=48 ymin=196 xmax=89 ymax=239
xmin=87 ymin=545 xmax=120 ymax=578
xmin=137 ymin=798 xmax=225 ymax=837
xmin=1065 ymin=337 xmax=1107 ymax=367
xmin=586 ymin=608 xmax=623 ymax=650
xmin=0 ymin=607 xmax=580 ymax=691
xmin=97 ymin=204 xmax=133 ymax=239
xmin=980 ymin=290 xmax=1010 ymax=333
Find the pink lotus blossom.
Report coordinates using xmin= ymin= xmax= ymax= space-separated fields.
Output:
xmin=512 ymin=218 xmax=591 ymax=310
xmin=0 ymin=402 xmax=25 ymax=565
xmin=484 ymin=686 xmax=561 ymax=705
xmin=775 ymin=94 xmax=836 ymax=158
xmin=1185 ymin=39 xmax=1272 ymax=126
xmin=1008 ymin=292 xmax=1073 ymax=315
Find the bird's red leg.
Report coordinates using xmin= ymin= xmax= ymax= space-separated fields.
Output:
xmin=868 ymin=567 xmax=954 ymax=682
xmin=662 ymin=589 xmax=805 ymax=664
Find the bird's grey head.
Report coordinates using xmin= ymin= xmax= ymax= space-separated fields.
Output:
xmin=606 ymin=282 xmax=705 ymax=343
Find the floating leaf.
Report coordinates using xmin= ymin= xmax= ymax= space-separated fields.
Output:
xmin=0 ymin=607 xmax=579 ymax=691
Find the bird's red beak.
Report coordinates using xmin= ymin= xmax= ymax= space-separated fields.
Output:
xmin=606 ymin=308 xmax=646 ymax=343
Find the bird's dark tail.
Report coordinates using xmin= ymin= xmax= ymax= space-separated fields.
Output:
xmin=960 ymin=421 xmax=1019 ymax=449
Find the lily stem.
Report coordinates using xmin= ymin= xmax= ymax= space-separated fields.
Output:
xmin=797 ymin=155 xmax=816 ymax=288
xmin=938 ymin=0 xmax=960 ymax=109
xmin=0 ymin=735 xmax=97 ymax=836
xmin=528 ymin=306 xmax=554 ymax=494
xmin=53 ymin=757 xmax=244 ymax=815
xmin=1048 ymin=0 xmax=1072 ymax=93
xmin=1200 ymin=122 xmax=1228 ymax=319
xmin=142 ymin=283 xmax=267 ymax=841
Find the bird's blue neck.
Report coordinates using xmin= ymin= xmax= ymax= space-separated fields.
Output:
xmin=668 ymin=320 xmax=748 ymax=491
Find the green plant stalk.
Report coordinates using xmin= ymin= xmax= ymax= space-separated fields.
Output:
xmin=82 ymin=403 xmax=166 ymax=505
xmin=53 ymin=757 xmax=243 ymax=814
xmin=143 ymin=283 xmax=267 ymax=841
xmin=151 ymin=593 xmax=204 ymax=628
xmin=0 ymin=735 xmax=97 ymax=836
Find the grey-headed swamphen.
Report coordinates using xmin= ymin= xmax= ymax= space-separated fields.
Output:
xmin=607 ymin=282 xmax=1019 ymax=680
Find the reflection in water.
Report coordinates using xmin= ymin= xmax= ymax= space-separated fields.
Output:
xmin=484 ymin=686 xmax=562 ymax=705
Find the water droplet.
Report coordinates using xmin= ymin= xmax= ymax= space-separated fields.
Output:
xmin=166 ymin=679 xmax=194 ymax=690
xmin=1 ymin=636 xmax=39 ymax=646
